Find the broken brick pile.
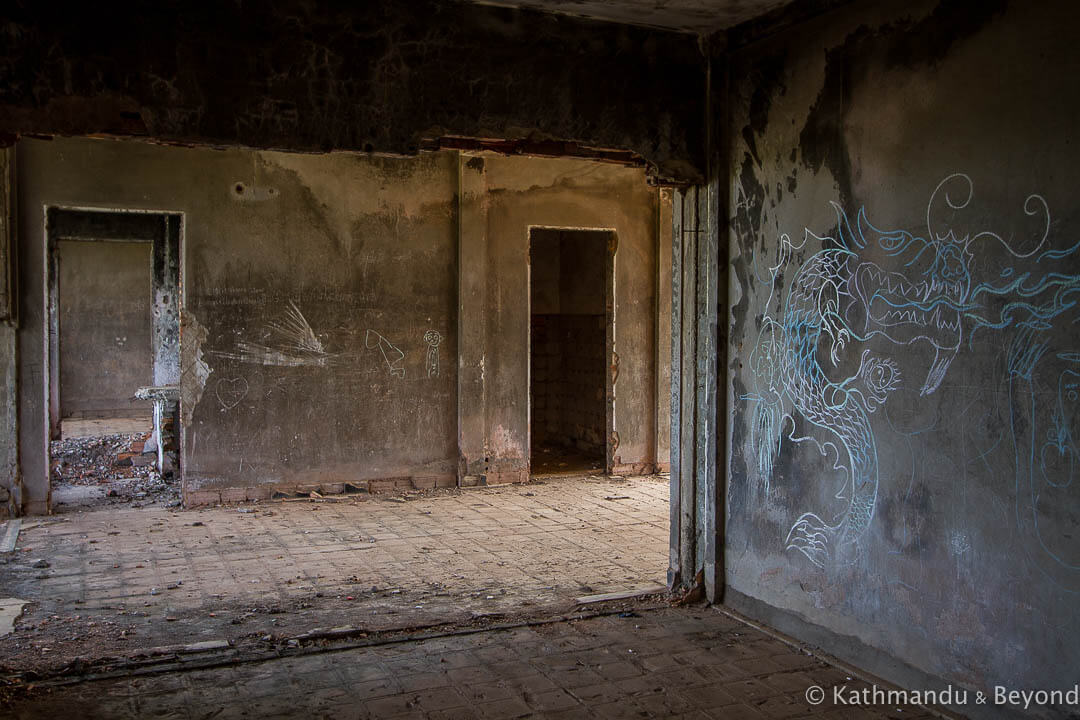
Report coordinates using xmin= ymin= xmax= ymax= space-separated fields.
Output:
xmin=51 ymin=433 xmax=155 ymax=483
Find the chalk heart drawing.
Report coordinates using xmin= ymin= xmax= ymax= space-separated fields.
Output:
xmin=216 ymin=377 xmax=249 ymax=410
xmin=744 ymin=172 xmax=1080 ymax=569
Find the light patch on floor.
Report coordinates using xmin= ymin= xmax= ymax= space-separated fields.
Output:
xmin=0 ymin=598 xmax=27 ymax=636
xmin=0 ymin=518 xmax=20 ymax=552
xmin=60 ymin=415 xmax=153 ymax=439
xmin=0 ymin=475 xmax=668 ymax=671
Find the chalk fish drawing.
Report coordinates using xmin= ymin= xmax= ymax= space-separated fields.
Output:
xmin=424 ymin=330 xmax=442 ymax=378
xmin=745 ymin=173 xmax=1080 ymax=568
xmin=366 ymin=330 xmax=405 ymax=378
xmin=215 ymin=301 xmax=334 ymax=367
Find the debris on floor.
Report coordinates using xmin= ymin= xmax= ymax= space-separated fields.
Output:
xmin=48 ymin=432 xmax=179 ymax=510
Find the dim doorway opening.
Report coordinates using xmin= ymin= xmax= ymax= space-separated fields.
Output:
xmin=529 ymin=228 xmax=615 ymax=477
xmin=45 ymin=208 xmax=182 ymax=511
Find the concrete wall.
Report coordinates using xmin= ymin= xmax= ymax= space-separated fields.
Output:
xmin=460 ymin=155 xmax=664 ymax=481
xmin=723 ymin=0 xmax=1080 ymax=714
xmin=15 ymin=137 xmax=669 ymax=510
xmin=57 ymin=240 xmax=153 ymax=417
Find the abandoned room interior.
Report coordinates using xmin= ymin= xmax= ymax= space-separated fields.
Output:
xmin=0 ymin=0 xmax=1077 ymax=718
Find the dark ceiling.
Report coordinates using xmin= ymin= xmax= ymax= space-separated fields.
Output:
xmin=468 ymin=0 xmax=801 ymax=33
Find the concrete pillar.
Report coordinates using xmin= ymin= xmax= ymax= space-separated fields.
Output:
xmin=668 ymin=182 xmax=721 ymax=600
xmin=656 ymin=189 xmax=673 ymax=474
xmin=0 ymin=146 xmax=19 ymax=516
xmin=457 ymin=154 xmax=489 ymax=481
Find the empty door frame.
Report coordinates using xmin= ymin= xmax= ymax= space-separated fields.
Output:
xmin=526 ymin=226 xmax=617 ymax=475
xmin=43 ymin=206 xmax=182 ymax=454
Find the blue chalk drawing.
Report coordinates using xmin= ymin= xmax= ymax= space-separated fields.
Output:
xmin=745 ymin=173 xmax=1080 ymax=570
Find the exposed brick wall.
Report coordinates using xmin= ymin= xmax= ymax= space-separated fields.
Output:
xmin=531 ymin=314 xmax=605 ymax=456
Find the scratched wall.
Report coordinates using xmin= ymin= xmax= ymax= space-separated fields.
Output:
xmin=724 ymin=0 xmax=1080 ymax=712
xmin=184 ymin=151 xmax=460 ymax=493
xmin=16 ymin=137 xmax=459 ymax=502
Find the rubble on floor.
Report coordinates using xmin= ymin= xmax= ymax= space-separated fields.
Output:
xmin=49 ymin=433 xmax=179 ymax=509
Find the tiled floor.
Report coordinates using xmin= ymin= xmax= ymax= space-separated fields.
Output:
xmin=6 ymin=606 xmax=940 ymax=719
xmin=0 ymin=475 xmax=669 ymax=669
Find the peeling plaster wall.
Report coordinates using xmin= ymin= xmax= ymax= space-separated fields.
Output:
xmin=16 ymin=137 xmax=668 ymax=510
xmin=723 ymin=0 xmax=1080 ymax=712
xmin=0 ymin=0 xmax=705 ymax=182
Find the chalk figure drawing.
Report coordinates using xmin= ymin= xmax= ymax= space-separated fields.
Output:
xmin=745 ymin=173 xmax=1080 ymax=573
xmin=216 ymin=377 xmax=249 ymax=410
xmin=366 ymin=330 xmax=406 ymax=378
xmin=424 ymin=330 xmax=442 ymax=378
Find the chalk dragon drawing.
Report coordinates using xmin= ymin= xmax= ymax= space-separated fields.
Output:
xmin=747 ymin=173 xmax=1080 ymax=568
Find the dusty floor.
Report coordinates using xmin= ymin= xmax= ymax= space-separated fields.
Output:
xmin=0 ymin=475 xmax=667 ymax=676
xmin=4 ymin=604 xmax=941 ymax=719
xmin=530 ymin=446 xmax=604 ymax=476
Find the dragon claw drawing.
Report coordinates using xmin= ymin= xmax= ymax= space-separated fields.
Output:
xmin=785 ymin=513 xmax=834 ymax=569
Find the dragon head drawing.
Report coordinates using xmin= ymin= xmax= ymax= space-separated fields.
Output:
xmin=834 ymin=204 xmax=973 ymax=396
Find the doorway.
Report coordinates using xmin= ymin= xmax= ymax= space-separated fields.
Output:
xmin=46 ymin=208 xmax=182 ymax=510
xmin=58 ymin=239 xmax=154 ymax=428
xmin=529 ymin=228 xmax=614 ymax=476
